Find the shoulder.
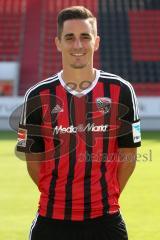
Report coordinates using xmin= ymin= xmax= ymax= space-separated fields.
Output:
xmin=24 ymin=73 xmax=59 ymax=101
xmin=99 ymin=70 xmax=134 ymax=92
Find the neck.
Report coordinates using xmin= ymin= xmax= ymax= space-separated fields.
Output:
xmin=61 ymin=67 xmax=96 ymax=92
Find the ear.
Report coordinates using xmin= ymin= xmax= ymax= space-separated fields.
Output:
xmin=55 ymin=37 xmax=62 ymax=52
xmin=94 ymin=36 xmax=100 ymax=51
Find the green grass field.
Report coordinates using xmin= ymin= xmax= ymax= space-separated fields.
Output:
xmin=0 ymin=131 xmax=160 ymax=240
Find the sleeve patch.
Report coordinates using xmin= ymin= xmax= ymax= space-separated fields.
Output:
xmin=17 ymin=128 xmax=27 ymax=147
xmin=132 ymin=121 xmax=141 ymax=143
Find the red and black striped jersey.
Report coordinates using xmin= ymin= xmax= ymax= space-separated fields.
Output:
xmin=17 ymin=69 xmax=141 ymax=220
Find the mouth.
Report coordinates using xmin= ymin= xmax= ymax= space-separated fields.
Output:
xmin=70 ymin=53 xmax=86 ymax=57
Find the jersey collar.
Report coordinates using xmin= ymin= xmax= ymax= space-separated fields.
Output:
xmin=58 ymin=69 xmax=100 ymax=97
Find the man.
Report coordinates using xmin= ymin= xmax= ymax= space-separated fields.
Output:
xmin=16 ymin=6 xmax=141 ymax=240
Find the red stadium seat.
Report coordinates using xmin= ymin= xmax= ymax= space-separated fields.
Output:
xmin=0 ymin=0 xmax=26 ymax=61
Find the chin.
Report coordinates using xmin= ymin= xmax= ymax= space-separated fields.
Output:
xmin=70 ymin=64 xmax=87 ymax=69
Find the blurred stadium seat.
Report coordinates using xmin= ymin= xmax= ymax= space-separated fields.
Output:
xmin=0 ymin=0 xmax=26 ymax=61
xmin=99 ymin=0 xmax=160 ymax=96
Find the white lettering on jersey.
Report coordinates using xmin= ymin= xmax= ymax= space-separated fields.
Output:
xmin=53 ymin=123 xmax=108 ymax=134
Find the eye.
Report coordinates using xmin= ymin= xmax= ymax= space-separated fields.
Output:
xmin=64 ymin=35 xmax=74 ymax=41
xmin=66 ymin=37 xmax=73 ymax=40
xmin=82 ymin=35 xmax=91 ymax=40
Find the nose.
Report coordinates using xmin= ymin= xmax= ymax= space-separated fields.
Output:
xmin=73 ymin=39 xmax=83 ymax=49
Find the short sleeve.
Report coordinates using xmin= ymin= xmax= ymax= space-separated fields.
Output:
xmin=118 ymin=82 xmax=141 ymax=148
xmin=16 ymin=90 xmax=45 ymax=153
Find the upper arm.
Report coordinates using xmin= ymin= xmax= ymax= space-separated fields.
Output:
xmin=118 ymin=147 xmax=137 ymax=164
xmin=25 ymin=152 xmax=45 ymax=162
xmin=25 ymin=152 xmax=45 ymax=170
xmin=118 ymin=82 xmax=141 ymax=148
xmin=16 ymin=90 xmax=45 ymax=154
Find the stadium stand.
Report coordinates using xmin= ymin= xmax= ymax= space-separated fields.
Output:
xmin=0 ymin=0 xmax=26 ymax=61
xmin=0 ymin=0 xmax=159 ymax=95
xmin=99 ymin=0 xmax=160 ymax=95
xmin=0 ymin=0 xmax=26 ymax=95
xmin=19 ymin=0 xmax=42 ymax=94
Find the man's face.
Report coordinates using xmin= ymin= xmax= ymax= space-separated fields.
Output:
xmin=55 ymin=19 xmax=100 ymax=69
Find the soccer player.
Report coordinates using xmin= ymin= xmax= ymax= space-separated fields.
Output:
xmin=16 ymin=6 xmax=141 ymax=240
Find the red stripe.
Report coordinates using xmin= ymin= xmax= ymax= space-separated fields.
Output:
xmin=39 ymin=89 xmax=55 ymax=217
xmin=52 ymin=86 xmax=70 ymax=219
xmin=71 ymin=96 xmax=86 ymax=220
xmin=106 ymin=84 xmax=120 ymax=214
xmin=90 ymin=82 xmax=104 ymax=218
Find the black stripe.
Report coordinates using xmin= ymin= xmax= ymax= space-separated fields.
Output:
xmin=64 ymin=93 xmax=76 ymax=220
xmin=100 ymin=82 xmax=110 ymax=214
xmin=84 ymin=92 xmax=93 ymax=219
xmin=31 ymin=78 xmax=60 ymax=97
xmin=100 ymin=73 xmax=137 ymax=120
xmin=99 ymin=76 xmax=122 ymax=86
xmin=22 ymin=76 xmax=59 ymax=125
xmin=46 ymin=86 xmax=60 ymax=218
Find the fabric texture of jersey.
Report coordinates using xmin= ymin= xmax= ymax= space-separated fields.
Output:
xmin=17 ymin=69 xmax=141 ymax=221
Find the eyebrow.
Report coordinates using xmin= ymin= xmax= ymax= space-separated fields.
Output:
xmin=64 ymin=33 xmax=91 ymax=38
xmin=81 ymin=33 xmax=91 ymax=37
xmin=64 ymin=33 xmax=74 ymax=38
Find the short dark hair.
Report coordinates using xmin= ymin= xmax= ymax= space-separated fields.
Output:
xmin=57 ymin=6 xmax=97 ymax=39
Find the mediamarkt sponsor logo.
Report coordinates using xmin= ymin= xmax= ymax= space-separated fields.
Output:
xmin=53 ymin=123 xmax=108 ymax=134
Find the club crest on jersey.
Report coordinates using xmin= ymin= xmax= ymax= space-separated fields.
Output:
xmin=96 ymin=97 xmax=111 ymax=114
